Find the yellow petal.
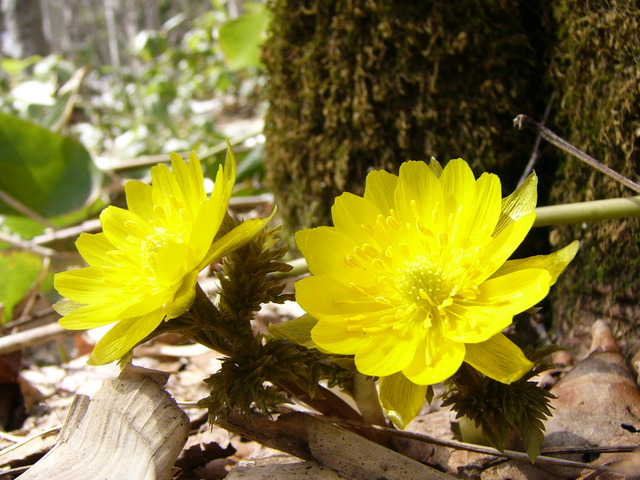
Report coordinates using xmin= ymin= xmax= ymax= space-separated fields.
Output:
xmin=165 ymin=270 xmax=198 ymax=319
xmin=311 ymin=314 xmax=370 ymax=355
xmin=88 ymin=309 xmax=165 ymax=365
xmin=444 ymin=302 xmax=514 ymax=344
xmin=332 ymin=192 xmax=385 ymax=246
xmin=475 ymin=211 xmax=536 ymax=283
xmin=75 ymin=233 xmax=122 ymax=268
xmin=363 ymin=169 xmax=398 ymax=214
xmin=475 ymin=268 xmax=552 ymax=313
xmin=58 ymin=301 xmax=132 ymax=329
xmin=198 ymin=214 xmax=273 ymax=270
xmin=378 ymin=372 xmax=428 ymax=429
xmin=394 ymin=161 xmax=444 ymax=229
xmin=100 ymin=206 xmax=153 ymax=252
xmin=150 ymin=162 xmax=187 ymax=219
xmin=54 ymin=267 xmax=117 ymax=303
xmin=296 ymin=274 xmax=383 ymax=317
xmin=402 ymin=329 xmax=466 ymax=385
xmin=295 ymin=227 xmax=373 ymax=286
xmin=119 ymin=289 xmax=173 ymax=318
xmin=464 ymin=333 xmax=533 ymax=384
xmin=207 ymin=143 xmax=237 ymax=236
xmin=154 ymin=242 xmax=189 ymax=285
xmin=449 ymin=169 xmax=502 ymax=247
xmin=354 ymin=332 xmax=418 ymax=376
xmin=440 ymin=158 xmax=476 ymax=211
xmin=495 ymin=172 xmax=538 ymax=236
xmin=445 ymin=268 xmax=552 ymax=343
xmin=491 ymin=240 xmax=579 ymax=285
xmin=171 ymin=152 xmax=206 ymax=213
xmin=188 ymin=197 xmax=222 ymax=264
xmin=124 ymin=180 xmax=154 ymax=222
xmin=187 ymin=151 xmax=207 ymax=202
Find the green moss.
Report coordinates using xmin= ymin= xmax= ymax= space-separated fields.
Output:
xmin=547 ymin=0 xmax=640 ymax=356
xmin=263 ymin=0 xmax=551 ymax=239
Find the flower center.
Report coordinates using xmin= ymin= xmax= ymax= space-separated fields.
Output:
xmin=139 ymin=228 xmax=184 ymax=268
xmin=395 ymin=256 xmax=454 ymax=310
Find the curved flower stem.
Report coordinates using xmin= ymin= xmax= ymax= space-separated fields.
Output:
xmin=278 ymin=379 xmax=364 ymax=423
xmin=190 ymin=283 xmax=235 ymax=356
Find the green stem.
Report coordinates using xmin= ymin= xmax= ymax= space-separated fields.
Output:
xmin=190 ymin=283 xmax=234 ymax=356
xmin=533 ymin=196 xmax=640 ymax=227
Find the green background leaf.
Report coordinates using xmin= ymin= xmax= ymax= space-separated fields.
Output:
xmin=0 ymin=112 xmax=102 ymax=218
xmin=218 ymin=5 xmax=271 ymax=71
xmin=0 ymin=251 xmax=42 ymax=323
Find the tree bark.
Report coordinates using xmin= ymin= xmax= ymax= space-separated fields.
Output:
xmin=1 ymin=0 xmax=49 ymax=58
xmin=545 ymin=0 xmax=640 ymax=357
xmin=263 ymin=0 xmax=551 ymax=238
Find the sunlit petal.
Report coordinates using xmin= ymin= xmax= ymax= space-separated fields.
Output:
xmin=124 ymin=180 xmax=154 ymax=222
xmin=403 ymin=330 xmax=466 ymax=385
xmin=332 ymin=192 xmax=384 ymax=247
xmin=88 ymin=309 xmax=165 ymax=365
xmin=394 ymin=161 xmax=444 ymax=229
xmin=379 ymin=372 xmax=429 ymax=429
xmin=364 ymin=169 xmax=398 ymax=214
xmin=495 ymin=172 xmax=537 ymax=236
xmin=464 ymin=333 xmax=533 ymax=383
xmin=492 ymin=240 xmax=579 ymax=285
xmin=296 ymin=227 xmax=375 ymax=285
xmin=354 ymin=332 xmax=418 ymax=376
xmin=311 ymin=314 xmax=370 ymax=355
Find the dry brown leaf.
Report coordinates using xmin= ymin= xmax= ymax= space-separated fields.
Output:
xmin=540 ymin=320 xmax=640 ymax=478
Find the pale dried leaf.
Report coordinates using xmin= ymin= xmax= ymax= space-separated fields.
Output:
xmin=228 ymin=458 xmax=347 ymax=479
xmin=304 ymin=415 xmax=457 ymax=480
xmin=18 ymin=365 xmax=190 ymax=480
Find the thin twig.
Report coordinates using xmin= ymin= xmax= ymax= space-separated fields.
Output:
xmin=0 ymin=232 xmax=56 ymax=257
xmin=0 ymin=322 xmax=75 ymax=355
xmin=0 ymin=425 xmax=60 ymax=458
xmin=96 ymin=128 xmax=263 ymax=171
xmin=1 ymin=306 xmax=57 ymax=330
xmin=0 ymin=189 xmax=56 ymax=228
xmin=518 ymin=93 xmax=556 ymax=186
xmin=514 ymin=114 xmax=640 ymax=194
xmin=28 ymin=219 xmax=102 ymax=246
xmin=335 ymin=420 xmax=623 ymax=474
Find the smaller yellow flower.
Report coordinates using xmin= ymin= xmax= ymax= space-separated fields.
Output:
xmin=55 ymin=146 xmax=272 ymax=365
xmin=295 ymin=158 xmax=578 ymax=427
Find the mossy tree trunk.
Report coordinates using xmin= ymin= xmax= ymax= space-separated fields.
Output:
xmin=263 ymin=0 xmax=551 ymax=235
xmin=546 ymin=0 xmax=640 ymax=356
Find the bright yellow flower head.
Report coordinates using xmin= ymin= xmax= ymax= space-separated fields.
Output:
xmin=55 ymin=146 xmax=272 ymax=365
xmin=295 ymin=159 xmax=577 ymax=426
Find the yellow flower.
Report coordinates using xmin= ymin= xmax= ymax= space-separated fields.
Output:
xmin=55 ymin=146 xmax=272 ymax=365
xmin=295 ymin=159 xmax=577 ymax=426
